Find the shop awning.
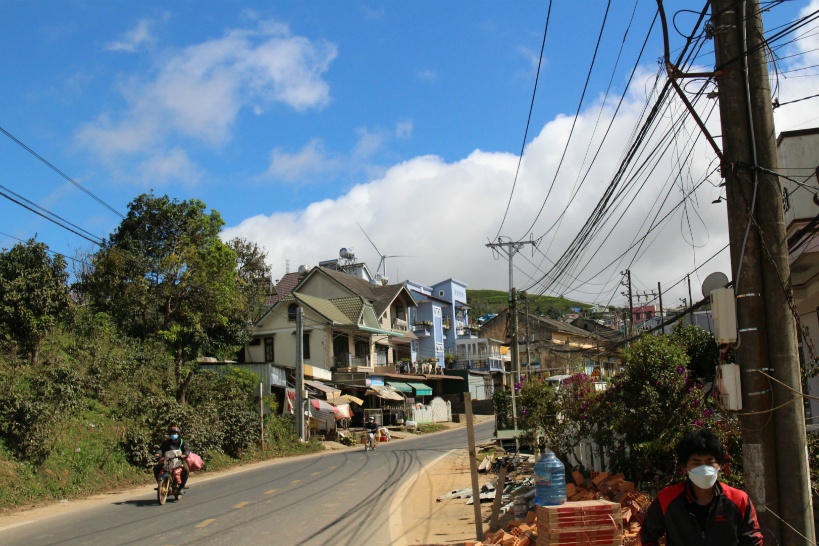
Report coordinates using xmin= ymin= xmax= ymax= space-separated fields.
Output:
xmin=304 ymin=380 xmax=341 ymax=398
xmin=405 ymin=382 xmax=432 ymax=396
xmin=386 ymin=381 xmax=413 ymax=393
xmin=365 ymin=385 xmax=405 ymax=401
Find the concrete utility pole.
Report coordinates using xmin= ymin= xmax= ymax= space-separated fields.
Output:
xmin=486 ymin=237 xmax=537 ymax=452
xmin=657 ymin=282 xmax=664 ymax=321
xmin=712 ymin=1 xmax=814 ymax=543
xmin=620 ymin=270 xmax=634 ymax=335
xmin=295 ymin=307 xmax=306 ymax=442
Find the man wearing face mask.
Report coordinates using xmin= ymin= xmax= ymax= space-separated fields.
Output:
xmin=640 ymin=428 xmax=763 ymax=545
xmin=153 ymin=425 xmax=191 ymax=492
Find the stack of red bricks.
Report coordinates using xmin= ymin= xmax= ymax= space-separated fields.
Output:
xmin=567 ymin=470 xmax=653 ymax=543
xmin=536 ymin=499 xmax=622 ymax=545
xmin=462 ymin=471 xmax=654 ymax=546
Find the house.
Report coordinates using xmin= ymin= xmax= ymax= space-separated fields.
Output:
xmin=481 ymin=308 xmax=621 ymax=380
xmin=244 ymin=266 xmax=417 ymax=383
xmin=779 ymin=127 xmax=819 ymax=425
xmin=404 ymin=278 xmax=474 ymax=371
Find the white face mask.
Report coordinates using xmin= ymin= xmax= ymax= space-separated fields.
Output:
xmin=688 ymin=464 xmax=719 ymax=489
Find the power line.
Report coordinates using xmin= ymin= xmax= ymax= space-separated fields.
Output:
xmin=0 ymin=124 xmax=124 ymax=219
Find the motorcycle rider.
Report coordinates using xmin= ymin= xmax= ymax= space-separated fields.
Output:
xmin=154 ymin=425 xmax=191 ymax=491
xmin=365 ymin=416 xmax=379 ymax=449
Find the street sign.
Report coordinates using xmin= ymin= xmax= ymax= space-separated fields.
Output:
xmin=591 ymin=366 xmax=601 ymax=380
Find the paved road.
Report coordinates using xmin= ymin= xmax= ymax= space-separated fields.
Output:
xmin=0 ymin=419 xmax=495 ymax=546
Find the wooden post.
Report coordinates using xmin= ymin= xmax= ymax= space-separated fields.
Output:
xmin=465 ymin=392 xmax=484 ymax=541
xmin=490 ymin=462 xmax=508 ymax=531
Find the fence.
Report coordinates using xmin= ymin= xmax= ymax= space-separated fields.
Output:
xmin=410 ymin=397 xmax=451 ymax=424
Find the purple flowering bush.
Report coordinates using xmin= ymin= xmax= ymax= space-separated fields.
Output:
xmin=515 ymin=332 xmax=740 ymax=492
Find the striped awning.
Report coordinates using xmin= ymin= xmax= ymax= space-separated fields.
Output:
xmin=385 ymin=381 xmax=413 ymax=393
xmin=405 ymin=382 xmax=432 ymax=396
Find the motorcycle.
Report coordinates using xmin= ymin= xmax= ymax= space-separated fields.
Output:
xmin=156 ymin=449 xmax=185 ymax=505
xmin=365 ymin=430 xmax=378 ymax=452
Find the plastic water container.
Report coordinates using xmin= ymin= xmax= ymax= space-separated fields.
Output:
xmin=534 ymin=450 xmax=567 ymax=506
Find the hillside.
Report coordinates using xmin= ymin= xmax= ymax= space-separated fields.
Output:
xmin=466 ymin=289 xmax=592 ymax=320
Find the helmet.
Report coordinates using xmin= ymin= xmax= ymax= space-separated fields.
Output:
xmin=369 ymin=416 xmax=375 ymax=421
xmin=168 ymin=425 xmax=180 ymax=434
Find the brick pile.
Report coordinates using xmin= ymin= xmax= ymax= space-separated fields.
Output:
xmin=461 ymin=471 xmax=654 ymax=546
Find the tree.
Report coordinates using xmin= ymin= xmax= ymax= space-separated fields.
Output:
xmin=227 ymin=237 xmax=272 ymax=324
xmin=0 ymin=239 xmax=70 ymax=365
xmin=599 ymin=334 xmax=709 ymax=487
xmin=669 ymin=323 xmax=723 ymax=383
xmin=80 ymin=193 xmax=247 ymax=404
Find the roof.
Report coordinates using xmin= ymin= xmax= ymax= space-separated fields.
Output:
xmin=280 ymin=292 xmax=353 ymax=325
xmin=316 ymin=267 xmax=416 ymax=317
xmin=266 ymin=272 xmax=306 ymax=306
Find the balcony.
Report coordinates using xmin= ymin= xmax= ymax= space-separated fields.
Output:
xmin=413 ymin=322 xmax=432 ymax=337
xmin=392 ymin=318 xmax=409 ymax=332
xmin=448 ymin=358 xmax=504 ymax=373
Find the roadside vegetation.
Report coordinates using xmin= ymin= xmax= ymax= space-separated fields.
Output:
xmin=415 ymin=423 xmax=448 ymax=434
xmin=0 ymin=193 xmax=321 ymax=512
xmin=500 ymin=324 xmax=819 ymax=498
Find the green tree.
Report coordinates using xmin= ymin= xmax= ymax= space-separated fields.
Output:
xmin=0 ymin=239 xmax=70 ymax=365
xmin=227 ymin=238 xmax=272 ymax=325
xmin=80 ymin=193 xmax=247 ymax=405
xmin=670 ymin=323 xmax=723 ymax=382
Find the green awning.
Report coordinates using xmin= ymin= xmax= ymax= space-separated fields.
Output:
xmin=386 ymin=381 xmax=413 ymax=393
xmin=406 ymin=382 xmax=432 ymax=396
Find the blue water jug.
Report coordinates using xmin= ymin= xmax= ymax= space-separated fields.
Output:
xmin=534 ymin=450 xmax=567 ymax=506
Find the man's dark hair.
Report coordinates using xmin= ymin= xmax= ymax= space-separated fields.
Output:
xmin=676 ymin=428 xmax=725 ymax=466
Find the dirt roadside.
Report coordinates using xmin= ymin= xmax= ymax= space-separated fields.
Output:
xmin=386 ymin=415 xmax=515 ymax=546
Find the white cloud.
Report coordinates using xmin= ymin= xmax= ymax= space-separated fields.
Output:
xmin=77 ymin=20 xmax=337 ymax=182
xmin=265 ymin=139 xmax=340 ymax=182
xmin=223 ymin=71 xmax=736 ymax=302
xmin=106 ymin=19 xmax=155 ymax=52
xmin=138 ymin=148 xmax=204 ymax=186
xmin=395 ymin=120 xmax=413 ymax=139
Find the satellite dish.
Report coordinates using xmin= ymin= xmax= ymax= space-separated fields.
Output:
xmin=702 ymin=272 xmax=729 ymax=299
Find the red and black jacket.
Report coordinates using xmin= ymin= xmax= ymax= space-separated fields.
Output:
xmin=640 ymin=480 xmax=763 ymax=546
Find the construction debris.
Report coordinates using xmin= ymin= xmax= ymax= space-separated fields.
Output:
xmin=444 ymin=465 xmax=655 ymax=545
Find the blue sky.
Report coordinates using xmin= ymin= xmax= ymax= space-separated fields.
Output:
xmin=2 ymin=1 xmax=818 ymax=308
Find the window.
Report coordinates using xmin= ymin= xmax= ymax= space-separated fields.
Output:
xmin=302 ymin=331 xmax=311 ymax=360
xmin=288 ymin=303 xmax=298 ymax=321
xmin=264 ymin=337 xmax=274 ymax=362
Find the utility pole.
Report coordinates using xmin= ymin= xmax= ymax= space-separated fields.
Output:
xmin=295 ymin=307 xmax=306 ymax=442
xmin=657 ymin=282 xmax=664 ymax=322
xmin=486 ymin=237 xmax=537 ymax=453
xmin=620 ymin=270 xmax=634 ymax=335
xmin=712 ymin=1 xmax=814 ymax=543
xmin=687 ymin=275 xmax=693 ymax=326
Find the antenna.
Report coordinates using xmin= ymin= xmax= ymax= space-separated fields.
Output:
xmin=357 ymin=223 xmax=411 ymax=281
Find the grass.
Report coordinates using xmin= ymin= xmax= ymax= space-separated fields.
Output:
xmin=416 ymin=423 xmax=448 ymax=434
xmin=0 ymin=402 xmax=324 ymax=512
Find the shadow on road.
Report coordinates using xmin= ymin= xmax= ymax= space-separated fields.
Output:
xmin=112 ymin=499 xmax=164 ymax=508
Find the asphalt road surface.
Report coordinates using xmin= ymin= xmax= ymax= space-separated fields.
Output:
xmin=0 ymin=419 xmax=495 ymax=546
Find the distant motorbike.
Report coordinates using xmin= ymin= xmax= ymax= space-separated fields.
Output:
xmin=156 ymin=449 xmax=185 ymax=505
xmin=365 ymin=431 xmax=377 ymax=452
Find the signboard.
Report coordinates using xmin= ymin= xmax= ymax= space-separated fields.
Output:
xmin=591 ymin=366 xmax=601 ymax=380
xmin=370 ymin=376 xmax=384 ymax=387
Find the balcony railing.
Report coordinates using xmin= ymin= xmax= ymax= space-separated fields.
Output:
xmin=334 ymin=353 xmax=369 ymax=368
xmin=413 ymin=323 xmax=431 ymax=336
xmin=448 ymin=358 xmax=504 ymax=373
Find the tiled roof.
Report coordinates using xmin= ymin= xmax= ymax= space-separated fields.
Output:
xmin=318 ymin=267 xmax=378 ymax=300
xmin=331 ymin=296 xmax=365 ymax=323
xmin=290 ymin=292 xmax=356 ymax=325
xmin=266 ymin=272 xmax=306 ymax=306
xmin=371 ymin=284 xmax=406 ymax=316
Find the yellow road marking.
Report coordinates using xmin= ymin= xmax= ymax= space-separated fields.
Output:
xmin=264 ymin=489 xmax=276 ymax=494
xmin=291 ymin=479 xmax=301 ymax=484
xmin=195 ymin=519 xmax=216 ymax=528
xmin=329 ymin=466 xmax=337 ymax=470
xmin=234 ymin=502 xmax=250 ymax=508
xmin=311 ymin=472 xmax=320 ymax=476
